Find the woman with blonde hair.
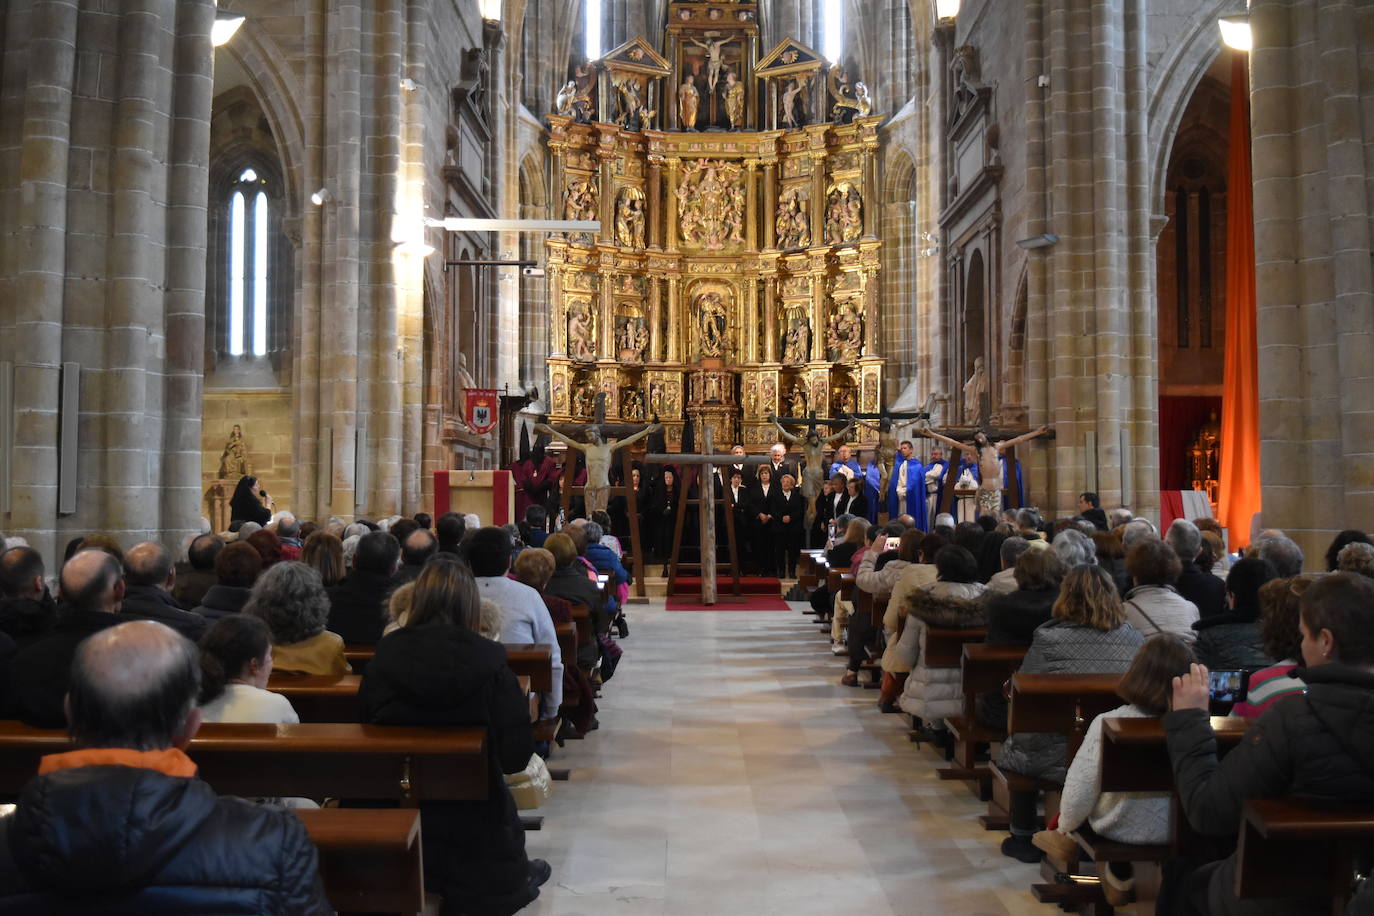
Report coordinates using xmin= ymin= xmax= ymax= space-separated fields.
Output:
xmin=361 ymin=554 xmax=550 ymax=913
xmin=300 ymin=531 xmax=346 ymax=588
xmin=997 ymin=564 xmax=1145 ymax=862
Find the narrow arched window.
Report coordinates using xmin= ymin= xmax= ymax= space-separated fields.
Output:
xmin=584 ymin=0 xmax=602 ymax=59
xmin=227 ymin=167 xmax=270 ymax=357
xmin=822 ymin=0 xmax=844 ymax=62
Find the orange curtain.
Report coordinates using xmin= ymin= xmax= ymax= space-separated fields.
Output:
xmin=1219 ymin=51 xmax=1261 ymax=549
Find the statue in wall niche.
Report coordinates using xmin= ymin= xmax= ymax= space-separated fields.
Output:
xmin=615 ymin=190 xmax=646 ymax=248
xmin=567 ymin=299 xmax=597 ymax=362
xmin=962 ymin=356 xmax=988 ymax=423
xmin=570 ymin=62 xmax=597 ymax=124
xmin=826 ymin=300 xmax=863 ymax=362
xmin=782 ymin=318 xmax=809 ymax=365
xmin=679 ymin=77 xmax=700 ymax=130
xmin=761 ymin=376 xmax=777 ymax=415
xmin=676 ymin=160 xmax=745 ymax=251
xmin=616 ymin=317 xmax=648 ymax=362
xmin=825 ymin=183 xmax=863 ymax=244
xmin=571 ymin=382 xmax=596 ymax=419
xmin=781 ymin=78 xmax=807 ymax=129
xmin=775 ymin=187 xmax=811 ymax=250
xmin=833 ymin=387 xmax=857 ymax=415
xmin=622 ymin=388 xmax=645 ymax=421
xmin=787 ymin=380 xmax=808 ymax=417
xmin=217 ymin=424 xmax=252 ymax=480
xmin=724 ymin=69 xmax=746 ymax=130
xmin=564 ymin=178 xmax=598 ymax=222
xmin=697 ymin=291 xmax=728 ymax=357
xmin=689 ymin=34 xmax=730 ymax=95
xmin=828 ymin=65 xmax=870 ymax=125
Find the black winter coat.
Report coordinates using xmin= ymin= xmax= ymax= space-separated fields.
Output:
xmin=1191 ymin=612 xmax=1274 ymax=671
xmin=360 ymin=625 xmax=535 ymax=916
xmin=193 ymin=583 xmax=253 ymax=620
xmin=1164 ymin=664 xmax=1374 ymax=915
xmin=975 ymin=587 xmax=1058 ymax=731
xmin=0 ymin=763 xmax=330 ymax=914
xmin=0 ymin=593 xmax=58 ymax=646
xmin=5 ymin=609 xmax=123 ymax=727
xmin=325 ymin=568 xmax=394 ymax=645
xmin=1176 ymin=560 xmax=1227 ymax=619
xmin=120 ymin=584 xmax=209 ymax=641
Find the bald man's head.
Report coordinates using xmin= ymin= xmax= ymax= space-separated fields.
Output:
xmin=124 ymin=541 xmax=175 ymax=590
xmin=59 ymin=550 xmax=125 ymax=614
xmin=67 ymin=620 xmax=202 ymax=750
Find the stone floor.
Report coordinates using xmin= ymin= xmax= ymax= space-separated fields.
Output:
xmin=522 ymin=598 xmax=1066 ymax=916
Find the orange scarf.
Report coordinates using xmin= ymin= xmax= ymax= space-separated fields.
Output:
xmin=39 ymin=747 xmax=198 ymax=779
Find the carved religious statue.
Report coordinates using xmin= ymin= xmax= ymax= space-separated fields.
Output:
xmin=825 ymin=183 xmax=863 ymax=244
xmin=564 ymin=178 xmax=598 ymax=222
xmin=787 ymin=380 xmax=808 ymax=416
xmin=570 ymin=62 xmax=596 ymax=123
xmin=536 ymin=423 xmax=662 ymax=515
xmin=775 ymin=187 xmax=811 ymax=250
xmin=781 ymin=78 xmax=806 ymax=129
xmin=697 ymin=291 xmax=728 ymax=357
xmin=621 ymin=388 xmax=645 ymax=421
xmin=920 ymin=425 xmax=1052 ymax=518
xmin=679 ymin=77 xmax=700 ymax=129
xmin=689 ymin=35 xmax=729 ymax=94
xmin=217 ymin=424 xmax=252 ymax=480
xmin=571 ymin=382 xmax=596 ymax=419
xmin=677 ymin=160 xmax=745 ymax=251
xmin=772 ymin=418 xmax=856 ymax=529
xmin=828 ymin=65 xmax=871 ymax=125
xmin=782 ymin=318 xmax=809 ymax=365
xmin=615 ymin=190 xmax=645 ymax=248
xmin=617 ymin=318 xmax=648 ymax=362
xmin=723 ymin=69 xmax=745 ymax=130
xmin=1189 ymin=411 xmax=1221 ymax=502
xmin=567 ymin=299 xmax=597 ymax=361
xmin=825 ymin=300 xmax=863 ymax=362
xmin=962 ymin=355 xmax=988 ymax=423
xmin=555 ymin=80 xmax=577 ymax=118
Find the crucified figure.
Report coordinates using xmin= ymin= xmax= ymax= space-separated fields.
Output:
xmin=690 ymin=36 xmax=729 ymax=95
xmin=771 ymin=418 xmax=855 ymax=530
xmin=536 ymin=423 xmax=661 ymax=516
xmin=918 ymin=424 xmax=1051 ymax=518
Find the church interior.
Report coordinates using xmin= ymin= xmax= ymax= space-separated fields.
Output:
xmin=1 ymin=0 xmax=1374 ymax=914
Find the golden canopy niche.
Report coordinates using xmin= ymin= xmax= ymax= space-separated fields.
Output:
xmin=546 ymin=0 xmax=884 ymax=451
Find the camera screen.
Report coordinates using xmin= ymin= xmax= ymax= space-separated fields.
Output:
xmin=1208 ymin=669 xmax=1246 ymax=704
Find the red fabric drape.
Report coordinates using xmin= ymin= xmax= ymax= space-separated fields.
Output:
xmin=1219 ymin=52 xmax=1262 ymax=549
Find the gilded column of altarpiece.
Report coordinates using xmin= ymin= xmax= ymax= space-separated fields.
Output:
xmin=546 ymin=1 xmax=884 ymax=451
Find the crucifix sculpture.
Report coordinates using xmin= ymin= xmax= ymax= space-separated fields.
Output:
xmin=768 ymin=414 xmax=854 ymax=532
xmin=838 ymin=404 xmax=933 ymax=509
xmin=917 ymin=394 xmax=1054 ymax=517
xmin=542 ymin=393 xmax=658 ymax=598
xmin=644 ymin=424 xmax=770 ymax=605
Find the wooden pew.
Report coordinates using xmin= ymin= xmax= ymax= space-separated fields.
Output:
xmin=1032 ymin=716 xmax=1250 ymax=913
xmin=569 ymin=603 xmax=593 ymax=664
xmin=344 ymin=643 xmax=373 ymax=673
xmin=1237 ymin=798 xmax=1374 ymax=909
xmin=981 ymin=673 xmax=1123 ymax=831
xmin=0 ymin=722 xmax=487 ymax=806
xmin=270 ymin=674 xmax=363 ymax=723
xmin=298 ymin=808 xmax=424 ymax=915
xmin=938 ymin=642 xmax=1024 ymax=798
xmin=272 ymin=646 xmax=554 ymax=723
xmin=799 ymin=550 xmax=826 ymax=589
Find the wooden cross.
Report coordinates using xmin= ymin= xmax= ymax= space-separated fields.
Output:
xmin=644 ymin=425 xmax=771 ymax=606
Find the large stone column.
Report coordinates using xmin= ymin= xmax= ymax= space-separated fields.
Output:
xmin=0 ymin=0 xmax=215 ymax=562
xmin=1249 ymin=0 xmax=1374 ymax=566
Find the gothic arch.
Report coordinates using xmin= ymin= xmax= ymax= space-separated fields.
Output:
xmin=1146 ymin=0 xmax=1242 ymax=216
xmin=219 ymin=23 xmax=307 ymax=216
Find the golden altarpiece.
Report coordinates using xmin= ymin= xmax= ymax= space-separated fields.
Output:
xmin=545 ymin=0 xmax=884 ymax=450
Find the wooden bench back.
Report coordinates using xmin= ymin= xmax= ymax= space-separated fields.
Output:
xmin=1007 ymin=672 xmax=1123 ymax=760
xmin=0 ymin=722 xmax=487 ymax=806
xmin=1100 ymin=716 xmax=1249 ymax=792
xmin=924 ymin=626 xmax=987 ymax=668
xmin=960 ymin=643 xmax=1029 ymax=703
xmin=1238 ymin=798 xmax=1374 ymax=906
xmin=297 ymin=808 xmax=424 ymax=914
xmin=270 ymin=674 xmax=363 ymax=723
xmin=838 ymin=572 xmax=856 ymax=600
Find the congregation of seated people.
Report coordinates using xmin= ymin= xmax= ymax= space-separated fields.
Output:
xmin=0 ymin=496 xmax=629 ymax=914
xmin=801 ymin=485 xmax=1374 ymax=914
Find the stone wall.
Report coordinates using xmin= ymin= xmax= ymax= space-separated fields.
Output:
xmin=200 ymin=390 xmax=295 ymax=519
xmin=1249 ymin=0 xmax=1374 ymax=567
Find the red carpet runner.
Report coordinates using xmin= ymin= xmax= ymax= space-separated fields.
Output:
xmin=664 ymin=577 xmax=789 ymax=611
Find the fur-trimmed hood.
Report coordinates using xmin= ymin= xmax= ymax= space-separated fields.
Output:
xmin=904 ymin=580 xmax=988 ymax=628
